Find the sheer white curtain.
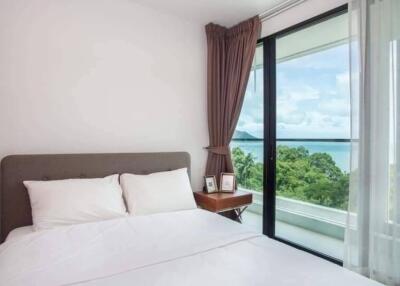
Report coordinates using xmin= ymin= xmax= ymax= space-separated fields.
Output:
xmin=345 ymin=0 xmax=400 ymax=285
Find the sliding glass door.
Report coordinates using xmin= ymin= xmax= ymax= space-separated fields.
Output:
xmin=231 ymin=4 xmax=350 ymax=263
xmin=263 ymin=6 xmax=350 ymax=263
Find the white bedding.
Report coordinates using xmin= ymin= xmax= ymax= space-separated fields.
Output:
xmin=0 ymin=209 xmax=381 ymax=286
xmin=5 ymin=226 xmax=34 ymax=241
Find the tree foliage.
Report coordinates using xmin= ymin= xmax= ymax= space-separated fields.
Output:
xmin=232 ymin=145 xmax=349 ymax=210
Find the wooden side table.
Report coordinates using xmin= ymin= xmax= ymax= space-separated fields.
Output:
xmin=193 ymin=190 xmax=253 ymax=223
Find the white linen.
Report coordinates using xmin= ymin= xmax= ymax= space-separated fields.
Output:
xmin=0 ymin=209 xmax=382 ymax=286
xmin=346 ymin=1 xmax=400 ymax=285
xmin=24 ymin=175 xmax=127 ymax=230
xmin=5 ymin=226 xmax=33 ymax=242
xmin=120 ymin=168 xmax=197 ymax=215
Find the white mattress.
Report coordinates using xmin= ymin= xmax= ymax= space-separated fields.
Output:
xmin=5 ymin=226 xmax=34 ymax=241
xmin=0 ymin=209 xmax=382 ymax=286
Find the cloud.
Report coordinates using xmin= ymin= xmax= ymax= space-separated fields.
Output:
xmin=336 ymin=71 xmax=350 ymax=87
xmin=278 ymin=85 xmax=321 ymax=102
xmin=318 ymin=98 xmax=350 ymax=117
xmin=277 ymin=110 xmax=350 ymax=138
xmin=237 ymin=43 xmax=351 ymax=139
xmin=277 ymin=101 xmax=306 ymax=125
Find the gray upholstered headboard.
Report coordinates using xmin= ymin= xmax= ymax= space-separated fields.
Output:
xmin=0 ymin=152 xmax=191 ymax=242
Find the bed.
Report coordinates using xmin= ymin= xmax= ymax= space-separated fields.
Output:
xmin=0 ymin=153 xmax=381 ymax=286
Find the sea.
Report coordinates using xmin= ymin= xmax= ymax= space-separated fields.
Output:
xmin=230 ymin=140 xmax=350 ymax=173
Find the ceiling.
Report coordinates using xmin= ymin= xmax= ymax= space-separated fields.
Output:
xmin=130 ymin=0 xmax=286 ymax=27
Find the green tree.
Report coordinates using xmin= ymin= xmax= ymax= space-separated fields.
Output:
xmin=232 ymin=145 xmax=349 ymax=210
xmin=232 ymin=147 xmax=263 ymax=191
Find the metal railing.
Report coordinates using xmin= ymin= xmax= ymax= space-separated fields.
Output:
xmin=242 ymin=188 xmax=348 ymax=240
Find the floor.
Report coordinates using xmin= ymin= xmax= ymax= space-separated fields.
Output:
xmin=241 ymin=210 xmax=344 ymax=261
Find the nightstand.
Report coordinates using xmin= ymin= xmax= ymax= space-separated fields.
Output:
xmin=193 ymin=190 xmax=253 ymax=223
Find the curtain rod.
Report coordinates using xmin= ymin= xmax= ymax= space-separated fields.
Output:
xmin=259 ymin=0 xmax=307 ymax=22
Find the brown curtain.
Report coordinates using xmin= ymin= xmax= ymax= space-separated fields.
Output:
xmin=205 ymin=16 xmax=261 ymax=185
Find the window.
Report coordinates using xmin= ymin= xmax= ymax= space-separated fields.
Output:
xmin=233 ymin=5 xmax=350 ymax=264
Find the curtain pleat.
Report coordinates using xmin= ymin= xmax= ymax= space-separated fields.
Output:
xmin=205 ymin=16 xmax=261 ymax=185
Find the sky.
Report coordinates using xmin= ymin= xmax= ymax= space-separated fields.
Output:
xmin=236 ymin=43 xmax=350 ymax=139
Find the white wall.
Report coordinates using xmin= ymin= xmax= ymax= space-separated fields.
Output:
xmin=0 ymin=0 xmax=208 ymax=190
xmin=261 ymin=0 xmax=348 ymax=37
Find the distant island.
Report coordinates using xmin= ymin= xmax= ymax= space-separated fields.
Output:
xmin=232 ymin=130 xmax=261 ymax=140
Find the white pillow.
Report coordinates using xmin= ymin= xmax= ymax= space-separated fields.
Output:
xmin=120 ymin=168 xmax=197 ymax=215
xmin=24 ymin=175 xmax=127 ymax=231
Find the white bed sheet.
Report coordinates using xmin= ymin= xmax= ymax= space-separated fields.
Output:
xmin=5 ymin=226 xmax=34 ymax=242
xmin=0 ymin=209 xmax=382 ymax=286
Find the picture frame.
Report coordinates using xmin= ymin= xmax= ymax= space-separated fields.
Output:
xmin=220 ymin=173 xmax=236 ymax=193
xmin=204 ymin=175 xmax=218 ymax=193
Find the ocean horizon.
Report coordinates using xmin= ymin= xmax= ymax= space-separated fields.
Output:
xmin=231 ymin=140 xmax=350 ymax=173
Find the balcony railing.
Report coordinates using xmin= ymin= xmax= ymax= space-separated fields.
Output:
xmin=231 ymin=137 xmax=351 ymax=236
xmin=242 ymin=188 xmax=348 ymax=240
xmin=232 ymin=137 xmax=351 ymax=260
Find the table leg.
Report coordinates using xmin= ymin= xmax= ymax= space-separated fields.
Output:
xmin=234 ymin=206 xmax=248 ymax=223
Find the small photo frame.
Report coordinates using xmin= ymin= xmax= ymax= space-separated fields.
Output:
xmin=220 ymin=173 xmax=236 ymax=193
xmin=204 ymin=175 xmax=218 ymax=193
